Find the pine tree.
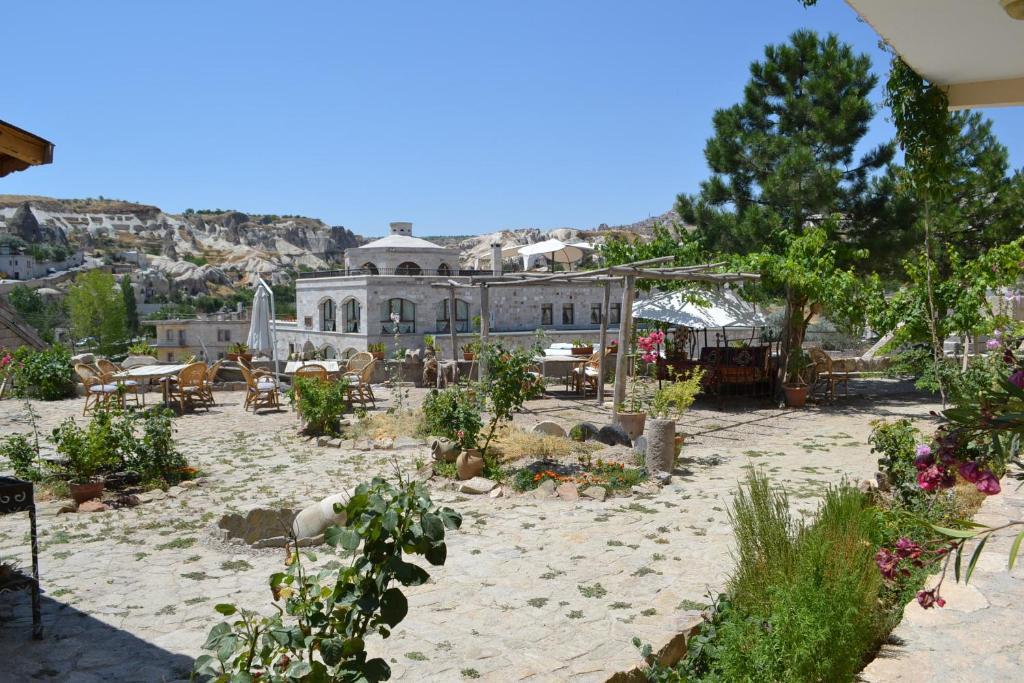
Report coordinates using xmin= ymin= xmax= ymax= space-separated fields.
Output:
xmin=676 ymin=30 xmax=894 ymax=357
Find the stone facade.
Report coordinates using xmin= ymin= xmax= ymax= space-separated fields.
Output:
xmin=275 ymin=222 xmax=623 ymax=360
xmin=151 ymin=311 xmax=252 ymax=363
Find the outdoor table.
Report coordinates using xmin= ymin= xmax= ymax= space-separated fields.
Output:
xmin=0 ymin=476 xmax=41 ymax=639
xmin=113 ymin=364 xmax=190 ymax=405
xmin=533 ymin=353 xmax=588 ymax=395
xmin=284 ymin=360 xmax=345 ymax=378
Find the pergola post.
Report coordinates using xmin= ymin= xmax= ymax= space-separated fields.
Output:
xmin=596 ymin=281 xmax=611 ymax=406
xmin=479 ymin=283 xmax=490 ymax=381
xmin=612 ymin=274 xmax=635 ymax=417
xmin=448 ymin=284 xmax=458 ymax=364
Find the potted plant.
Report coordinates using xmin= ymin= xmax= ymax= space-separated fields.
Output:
xmin=368 ymin=342 xmax=386 ymax=360
xmin=422 ymin=334 xmax=436 ymax=354
xmin=127 ymin=341 xmax=156 ymax=358
xmin=49 ymin=417 xmax=115 ymax=504
xmin=226 ymin=342 xmax=251 ymax=363
xmin=607 ymin=339 xmax=618 ymax=355
xmin=455 ymin=429 xmax=484 ymax=480
xmin=782 ymin=347 xmax=811 ymax=408
xmin=615 ymin=330 xmax=663 ymax=439
xmin=461 ymin=342 xmax=478 ymax=362
xmin=571 ymin=338 xmax=594 ymax=356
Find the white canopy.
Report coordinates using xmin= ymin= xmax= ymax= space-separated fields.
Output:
xmin=247 ymin=285 xmax=273 ymax=356
xmin=632 ymin=288 xmax=766 ymax=329
xmin=518 ymin=239 xmax=585 ymax=270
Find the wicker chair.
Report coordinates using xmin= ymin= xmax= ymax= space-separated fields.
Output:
xmin=199 ymin=360 xmax=224 ymax=407
xmin=346 ymin=359 xmax=377 ymax=408
xmin=75 ymin=363 xmax=122 ymax=415
xmin=167 ymin=362 xmax=209 ymax=413
xmin=570 ymin=350 xmax=607 ymax=397
xmin=240 ymin=364 xmax=280 ymax=413
xmin=97 ymin=358 xmax=144 ymax=407
xmin=343 ymin=352 xmax=374 ymax=382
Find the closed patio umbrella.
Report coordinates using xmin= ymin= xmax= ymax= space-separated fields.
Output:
xmin=247 ymin=285 xmax=273 ymax=357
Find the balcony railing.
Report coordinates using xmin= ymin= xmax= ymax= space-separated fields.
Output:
xmin=297 ymin=267 xmax=493 ymax=279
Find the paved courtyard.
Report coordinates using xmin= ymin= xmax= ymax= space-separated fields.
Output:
xmin=1 ymin=381 xmax=945 ymax=681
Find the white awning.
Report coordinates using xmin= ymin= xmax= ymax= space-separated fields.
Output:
xmin=632 ymin=288 xmax=766 ymax=329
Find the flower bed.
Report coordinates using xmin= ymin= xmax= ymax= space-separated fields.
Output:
xmin=510 ymin=459 xmax=645 ymax=494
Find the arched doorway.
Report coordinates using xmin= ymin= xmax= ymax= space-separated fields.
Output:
xmin=395 ymin=261 xmax=422 ymax=276
xmin=360 ymin=262 xmax=379 ymax=275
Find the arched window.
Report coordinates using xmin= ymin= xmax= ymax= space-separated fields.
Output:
xmin=342 ymin=297 xmax=360 ymax=333
xmin=342 ymin=347 xmax=359 ymax=360
xmin=437 ymin=263 xmax=452 ymax=276
xmin=436 ymin=298 xmax=470 ymax=333
xmin=321 ymin=345 xmax=337 ymax=359
xmin=319 ymin=298 xmax=336 ymax=332
xmin=302 ymin=340 xmax=316 ymax=359
xmin=395 ymin=261 xmax=422 ymax=276
xmin=381 ymin=298 xmax=416 ymax=333
xmin=360 ymin=262 xmax=379 ymax=275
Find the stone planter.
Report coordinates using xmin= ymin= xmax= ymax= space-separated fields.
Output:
xmin=615 ymin=411 xmax=647 ymax=441
xmin=644 ymin=418 xmax=676 ymax=477
xmin=456 ymin=449 xmax=484 ymax=480
xmin=783 ymin=384 xmax=809 ymax=408
xmin=70 ymin=481 xmax=104 ymax=505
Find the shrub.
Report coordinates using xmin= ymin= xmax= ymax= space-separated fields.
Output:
xmin=477 ymin=343 xmax=543 ymax=456
xmin=421 ymin=387 xmax=482 ymax=448
xmin=868 ymin=418 xmax=921 ymax=503
xmin=194 ymin=475 xmax=462 ymax=682
xmin=290 ymin=377 xmax=349 ymax=436
xmin=11 ymin=345 xmax=75 ymax=400
xmin=0 ymin=433 xmax=44 ymax=481
xmin=650 ymin=367 xmax=704 ymax=418
xmin=127 ymin=341 xmax=156 ymax=357
xmin=131 ymin=408 xmax=188 ymax=485
xmin=49 ymin=414 xmax=124 ymax=483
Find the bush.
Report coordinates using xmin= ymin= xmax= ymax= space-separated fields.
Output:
xmin=195 ymin=475 xmax=462 ymax=682
xmin=290 ymin=377 xmax=349 ymax=436
xmin=0 ymin=433 xmax=44 ymax=481
xmin=131 ymin=408 xmax=188 ymax=484
xmin=11 ymin=345 xmax=75 ymax=400
xmin=421 ymin=386 xmax=482 ymax=448
xmin=868 ymin=418 xmax=921 ymax=504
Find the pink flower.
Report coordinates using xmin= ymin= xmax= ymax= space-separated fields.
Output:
xmin=914 ymin=447 xmax=934 ymax=470
xmin=917 ymin=465 xmax=954 ymax=492
xmin=641 ymin=352 xmax=657 ymax=363
xmin=875 ymin=548 xmax=900 ymax=580
xmin=894 ymin=537 xmax=923 ymax=560
xmin=986 ymin=338 xmax=1001 ymax=351
xmin=1009 ymin=370 xmax=1024 ymax=390
xmin=976 ymin=471 xmax=1001 ymax=495
xmin=916 ymin=589 xmax=944 ymax=609
xmin=915 ymin=444 xmax=931 ymax=458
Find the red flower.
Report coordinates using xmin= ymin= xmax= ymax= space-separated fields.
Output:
xmin=975 ymin=471 xmax=1001 ymax=495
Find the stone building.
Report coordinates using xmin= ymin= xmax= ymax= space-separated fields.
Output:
xmin=274 ymin=222 xmax=622 ymax=360
xmin=151 ymin=308 xmax=251 ymax=363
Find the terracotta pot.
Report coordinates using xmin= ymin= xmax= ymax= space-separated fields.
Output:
xmin=70 ymin=481 xmax=104 ymax=505
xmin=571 ymin=346 xmax=594 ymax=356
xmin=783 ymin=384 xmax=809 ymax=408
xmin=456 ymin=449 xmax=484 ymax=480
xmin=371 ymin=352 xmax=385 ymax=361
xmin=431 ymin=438 xmax=460 ymax=463
xmin=616 ymin=411 xmax=647 ymax=440
xmin=463 ymin=353 xmax=475 ymax=361
xmin=227 ymin=353 xmax=252 ymax=363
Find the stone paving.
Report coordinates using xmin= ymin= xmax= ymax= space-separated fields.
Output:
xmin=0 ymin=381 xmax=952 ymax=681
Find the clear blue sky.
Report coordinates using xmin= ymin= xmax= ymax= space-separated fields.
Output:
xmin=5 ymin=1 xmax=1024 ymax=236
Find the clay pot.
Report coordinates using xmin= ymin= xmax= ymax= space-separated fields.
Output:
xmin=456 ymin=449 xmax=484 ymax=480
xmin=463 ymin=352 xmax=475 ymax=361
xmin=227 ymin=353 xmax=252 ymax=363
xmin=783 ymin=384 xmax=809 ymax=408
xmin=431 ymin=438 xmax=460 ymax=463
xmin=70 ymin=481 xmax=105 ymax=506
xmin=615 ymin=412 xmax=647 ymax=441
xmin=371 ymin=352 xmax=385 ymax=361
xmin=571 ymin=346 xmax=594 ymax=356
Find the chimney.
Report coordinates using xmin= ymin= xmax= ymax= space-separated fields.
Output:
xmin=491 ymin=242 xmax=502 ymax=276
xmin=390 ymin=221 xmax=413 ymax=236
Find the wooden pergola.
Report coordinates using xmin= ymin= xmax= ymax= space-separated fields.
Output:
xmin=0 ymin=120 xmax=54 ymax=178
xmin=430 ymin=258 xmax=760 ymax=418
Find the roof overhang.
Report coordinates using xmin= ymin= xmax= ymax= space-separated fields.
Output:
xmin=846 ymin=0 xmax=1024 ymax=109
xmin=0 ymin=120 xmax=55 ymax=177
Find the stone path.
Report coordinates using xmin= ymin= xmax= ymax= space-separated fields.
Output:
xmin=0 ymin=382 xmax=947 ymax=681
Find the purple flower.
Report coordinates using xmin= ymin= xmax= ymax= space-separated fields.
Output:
xmin=914 ymin=444 xmax=934 ymax=470
xmin=916 ymin=589 xmax=945 ymax=609
xmin=915 ymin=444 xmax=931 ymax=458
xmin=894 ymin=537 xmax=923 ymax=560
xmin=976 ymin=471 xmax=1001 ymax=496
xmin=875 ymin=548 xmax=900 ymax=580
xmin=1010 ymin=370 xmax=1024 ymax=390
xmin=986 ymin=338 xmax=1001 ymax=351
xmin=958 ymin=461 xmax=982 ymax=483
xmin=993 ymin=328 xmax=1003 ymax=338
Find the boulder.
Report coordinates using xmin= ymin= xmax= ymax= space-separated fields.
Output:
xmin=220 ymin=508 xmax=298 ymax=546
xmin=532 ymin=421 xmax=567 ymax=438
xmin=597 ymin=424 xmax=632 ymax=447
xmin=71 ymin=353 xmax=95 ymax=365
xmin=291 ymin=489 xmax=354 ymax=541
xmin=459 ymin=477 xmax=497 ymax=495
xmin=556 ymin=482 xmax=579 ymax=501
xmin=569 ymin=422 xmax=600 ymax=442
xmin=532 ymin=478 xmax=557 ymax=499
xmin=77 ymin=499 xmax=108 ymax=513
xmin=582 ymin=486 xmax=607 ymax=502
xmin=122 ymin=354 xmax=158 ymax=369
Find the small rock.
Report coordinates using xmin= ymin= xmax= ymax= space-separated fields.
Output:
xmin=57 ymin=505 xmax=77 ymax=515
xmin=556 ymin=482 xmax=579 ymax=501
xmin=316 ymin=436 xmax=330 ymax=447
xmin=372 ymin=439 xmax=395 ymax=450
xmin=581 ymin=486 xmax=607 ymax=501
xmin=179 ymin=480 xmax=198 ymax=489
xmin=114 ymin=494 xmax=141 ymax=508
xmin=596 ymin=424 xmax=632 ymax=447
xmin=488 ymin=486 xmax=503 ymax=499
xmin=532 ymin=479 xmax=557 ymax=498
xmin=138 ymin=489 xmax=166 ymax=503
xmin=252 ymin=535 xmax=289 ymax=549
xmin=459 ymin=477 xmax=497 ymax=495
xmin=569 ymin=422 xmax=600 ymax=442
xmin=653 ymin=471 xmax=672 ymax=485
xmin=532 ymin=421 xmax=567 ymax=438
xmin=77 ymin=499 xmax=109 ymax=513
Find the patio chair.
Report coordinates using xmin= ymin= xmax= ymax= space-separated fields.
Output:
xmin=74 ymin=363 xmax=121 ymax=416
xmin=96 ymin=358 xmax=144 ymax=407
xmin=199 ymin=359 xmax=224 ymax=407
xmin=240 ymin=363 xmax=280 ymax=413
xmin=167 ymin=362 xmax=209 ymax=413
xmin=570 ymin=351 xmax=606 ymax=397
xmin=808 ymin=347 xmax=852 ymax=401
xmin=346 ymin=359 xmax=377 ymax=408
xmin=343 ymin=352 xmax=374 ymax=382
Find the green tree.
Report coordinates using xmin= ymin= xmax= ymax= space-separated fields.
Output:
xmin=121 ymin=276 xmax=139 ymax=337
xmin=5 ymin=284 xmax=65 ymax=343
xmin=67 ymin=270 xmax=127 ymax=354
xmin=676 ymin=30 xmax=893 ymax=359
